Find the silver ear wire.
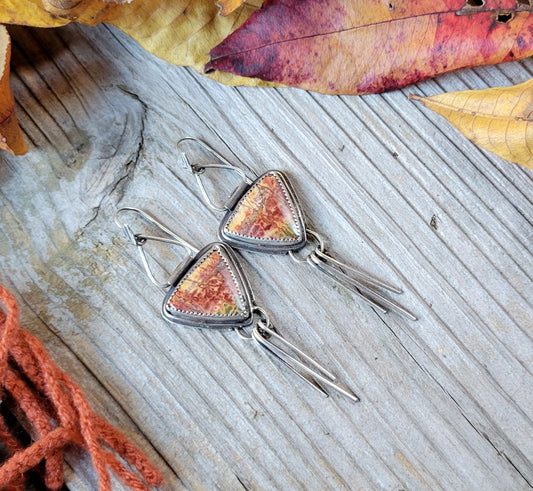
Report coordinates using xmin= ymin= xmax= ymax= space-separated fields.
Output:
xmin=176 ymin=137 xmax=253 ymax=211
xmin=114 ymin=207 xmax=198 ymax=288
xmin=114 ymin=208 xmax=360 ymax=402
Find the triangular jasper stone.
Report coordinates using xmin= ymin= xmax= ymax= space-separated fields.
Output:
xmin=163 ymin=244 xmax=252 ymax=328
xmin=220 ymin=171 xmax=306 ymax=252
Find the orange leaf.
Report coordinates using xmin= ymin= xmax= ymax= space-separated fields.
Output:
xmin=216 ymin=0 xmax=263 ymax=16
xmin=207 ymin=0 xmax=533 ymax=94
xmin=411 ymin=79 xmax=533 ymax=170
xmin=0 ymin=26 xmax=27 ymax=155
xmin=217 ymin=0 xmax=246 ymax=16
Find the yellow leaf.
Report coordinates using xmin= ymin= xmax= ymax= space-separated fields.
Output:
xmin=103 ymin=0 xmax=268 ymax=84
xmin=0 ymin=26 xmax=27 ymax=155
xmin=217 ymin=0 xmax=246 ymax=16
xmin=411 ymin=80 xmax=533 ymax=170
xmin=216 ymin=0 xmax=263 ymax=16
xmin=0 ymin=0 xmax=67 ymax=27
xmin=0 ymin=0 xmax=274 ymax=86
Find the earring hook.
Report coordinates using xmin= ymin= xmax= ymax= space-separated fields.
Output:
xmin=176 ymin=137 xmax=253 ymax=212
xmin=114 ymin=208 xmax=360 ymax=402
xmin=114 ymin=207 xmax=198 ymax=289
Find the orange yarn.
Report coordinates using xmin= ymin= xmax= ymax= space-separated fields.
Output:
xmin=0 ymin=285 xmax=164 ymax=490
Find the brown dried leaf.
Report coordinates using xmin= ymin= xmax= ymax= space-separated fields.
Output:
xmin=0 ymin=26 xmax=27 ymax=155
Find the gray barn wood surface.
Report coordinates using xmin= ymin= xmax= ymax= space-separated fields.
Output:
xmin=1 ymin=23 xmax=532 ymax=490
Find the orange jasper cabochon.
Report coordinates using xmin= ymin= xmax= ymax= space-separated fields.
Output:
xmin=167 ymin=248 xmax=247 ymax=317
xmin=224 ymin=172 xmax=301 ymax=241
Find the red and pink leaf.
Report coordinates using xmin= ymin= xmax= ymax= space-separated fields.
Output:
xmin=206 ymin=0 xmax=533 ymax=94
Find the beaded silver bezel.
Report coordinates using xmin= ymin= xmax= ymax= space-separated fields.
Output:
xmin=162 ymin=243 xmax=254 ymax=329
xmin=219 ymin=170 xmax=307 ymax=254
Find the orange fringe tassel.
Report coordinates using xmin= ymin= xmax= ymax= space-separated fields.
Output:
xmin=0 ymin=285 xmax=164 ymax=490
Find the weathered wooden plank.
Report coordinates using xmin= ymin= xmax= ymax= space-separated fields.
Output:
xmin=0 ymin=22 xmax=531 ymax=490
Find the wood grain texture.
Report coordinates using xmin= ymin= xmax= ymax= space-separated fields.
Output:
xmin=0 ymin=22 xmax=532 ymax=490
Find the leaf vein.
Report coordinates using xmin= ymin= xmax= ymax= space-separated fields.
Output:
xmin=210 ymin=7 xmax=531 ymax=61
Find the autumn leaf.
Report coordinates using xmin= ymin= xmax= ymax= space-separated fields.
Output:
xmin=107 ymin=1 xmax=265 ymax=83
xmin=0 ymin=0 xmax=269 ymax=85
xmin=207 ymin=0 xmax=533 ymax=94
xmin=217 ymin=0 xmax=247 ymax=16
xmin=0 ymin=0 xmax=274 ymax=155
xmin=0 ymin=26 xmax=26 ymax=155
xmin=217 ymin=0 xmax=265 ymax=16
xmin=0 ymin=0 xmax=68 ymax=27
xmin=410 ymin=79 xmax=533 ymax=170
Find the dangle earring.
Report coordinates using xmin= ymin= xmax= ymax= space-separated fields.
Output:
xmin=177 ymin=138 xmax=417 ymax=321
xmin=114 ymin=207 xmax=359 ymax=402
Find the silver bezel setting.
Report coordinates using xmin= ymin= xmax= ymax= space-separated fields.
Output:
xmin=162 ymin=242 xmax=254 ymax=329
xmin=219 ymin=170 xmax=307 ymax=253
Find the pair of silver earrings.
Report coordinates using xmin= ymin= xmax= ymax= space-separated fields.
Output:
xmin=114 ymin=138 xmax=416 ymax=403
